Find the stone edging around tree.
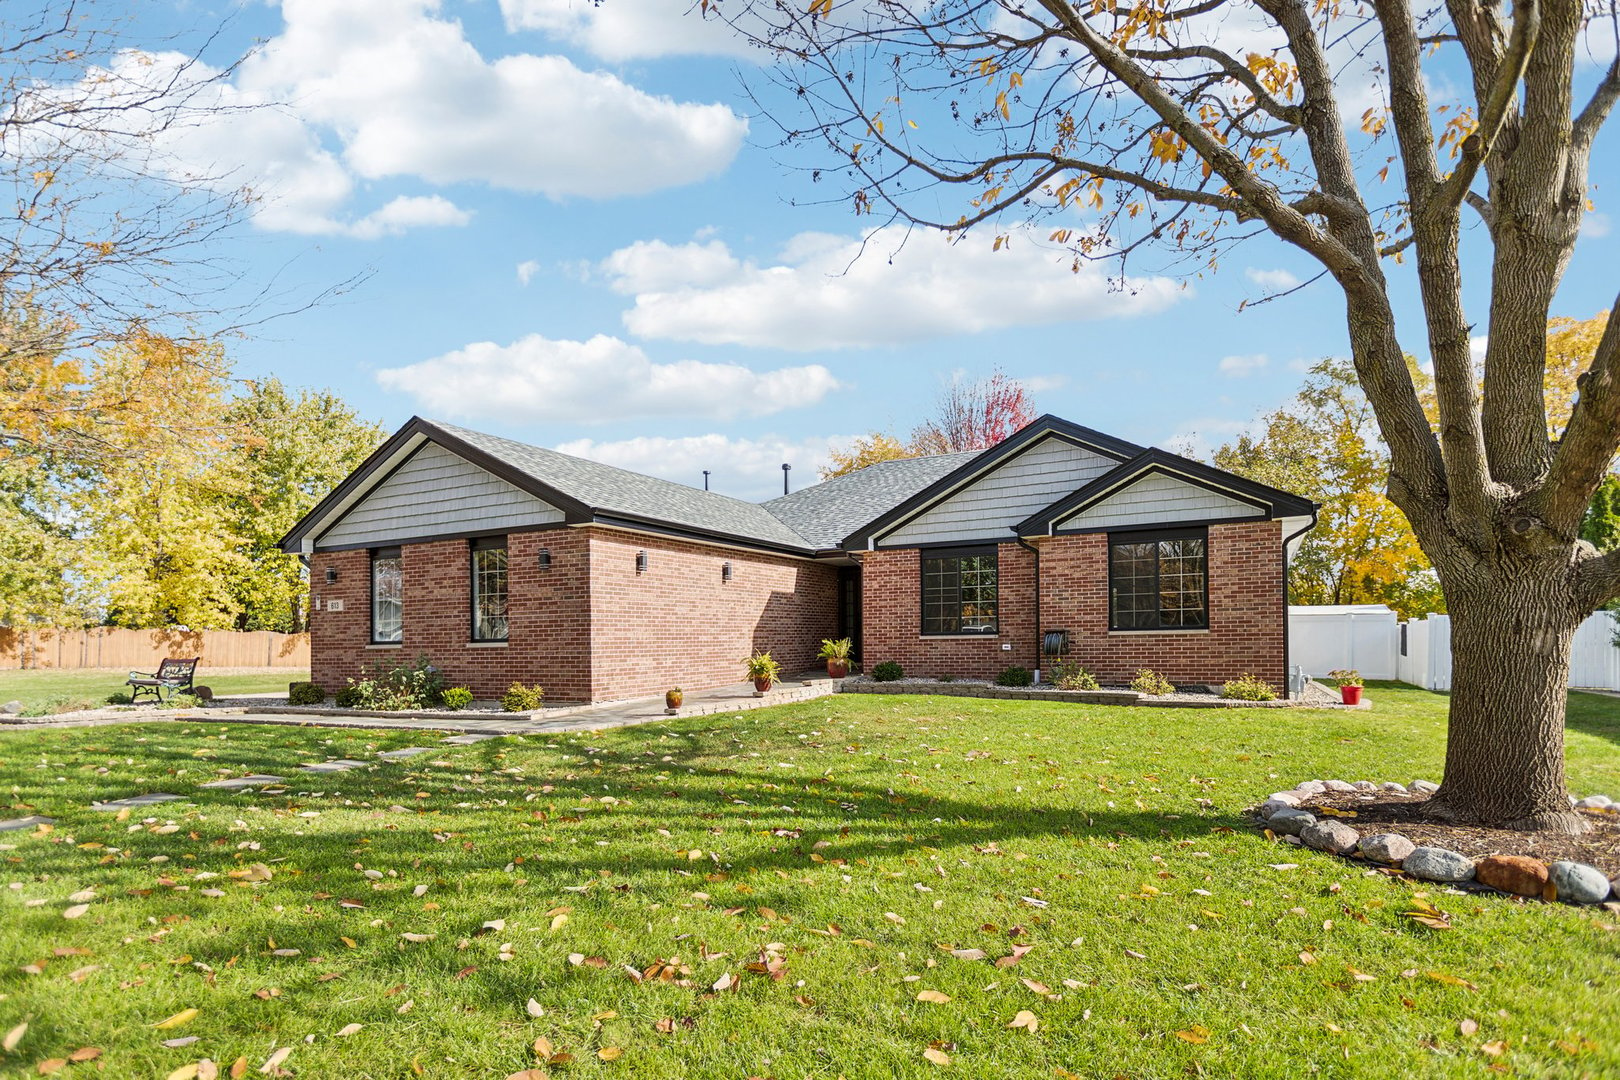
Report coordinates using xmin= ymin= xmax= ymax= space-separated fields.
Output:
xmin=1255 ymin=781 xmax=1618 ymax=906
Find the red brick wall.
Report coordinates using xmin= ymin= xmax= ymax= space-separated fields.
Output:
xmin=308 ymin=528 xmax=592 ymax=703
xmin=860 ymin=543 xmax=1038 ymax=679
xmin=1040 ymin=519 xmax=1285 ymax=688
xmin=585 ymin=529 xmax=838 ymax=701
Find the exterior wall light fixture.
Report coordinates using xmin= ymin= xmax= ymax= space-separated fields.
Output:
xmin=324 ymin=567 xmax=339 ymax=584
xmin=722 ymin=561 xmax=733 ymax=583
xmin=636 ymin=550 xmax=648 ymax=574
xmin=538 ymin=548 xmax=552 ymax=569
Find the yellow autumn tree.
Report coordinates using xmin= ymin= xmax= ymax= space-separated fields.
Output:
xmin=820 ymin=432 xmax=915 ymax=479
xmin=1545 ymin=310 xmax=1611 ymax=437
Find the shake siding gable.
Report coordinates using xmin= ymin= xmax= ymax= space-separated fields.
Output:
xmin=318 ymin=441 xmax=566 ymax=550
xmin=881 ymin=436 xmax=1119 ymax=546
xmin=1057 ymin=471 xmax=1265 ymax=531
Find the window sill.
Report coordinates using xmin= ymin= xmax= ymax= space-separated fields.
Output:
xmin=366 ymin=643 xmax=403 ymax=650
xmin=919 ymin=634 xmax=1003 ymax=640
xmin=467 ymin=640 xmax=509 ymax=648
xmin=1107 ymin=628 xmax=1210 ymax=636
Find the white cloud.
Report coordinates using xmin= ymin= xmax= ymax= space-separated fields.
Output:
xmin=1245 ymin=267 xmax=1301 ymax=291
xmin=499 ymin=0 xmax=757 ymax=61
xmin=375 ymin=334 xmax=841 ymax=422
xmin=1582 ymin=211 xmax=1611 ymax=239
xmin=516 ymin=260 xmax=540 ymax=286
xmin=1218 ymin=353 xmax=1270 ymax=377
xmin=552 ymin=433 xmax=858 ymax=501
xmin=72 ymin=0 xmax=746 ymax=237
xmin=345 ymin=195 xmax=471 ymax=239
xmin=600 ymin=226 xmax=1183 ymax=350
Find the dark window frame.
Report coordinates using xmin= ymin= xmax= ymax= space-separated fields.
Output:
xmin=369 ymin=546 xmax=403 ymax=644
xmin=1107 ymin=527 xmax=1209 ymax=631
xmin=470 ymin=536 xmax=510 ymax=643
xmin=919 ymin=545 xmax=999 ymax=636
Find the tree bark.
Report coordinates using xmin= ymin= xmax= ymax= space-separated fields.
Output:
xmin=1428 ymin=564 xmax=1588 ymax=832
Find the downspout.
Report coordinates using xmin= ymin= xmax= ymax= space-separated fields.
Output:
xmin=1014 ymin=532 xmax=1041 ymax=680
xmin=1280 ymin=510 xmax=1319 ymax=697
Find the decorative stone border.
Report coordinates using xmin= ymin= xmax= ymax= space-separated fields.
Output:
xmin=843 ymin=677 xmax=1367 ymax=709
xmin=1255 ymin=780 xmax=1618 ymax=906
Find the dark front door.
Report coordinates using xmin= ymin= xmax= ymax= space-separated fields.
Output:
xmin=837 ymin=567 xmax=862 ymax=662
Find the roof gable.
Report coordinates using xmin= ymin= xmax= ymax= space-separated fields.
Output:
xmin=841 ymin=415 xmax=1145 ymax=549
xmin=1015 ymin=449 xmax=1318 ymax=535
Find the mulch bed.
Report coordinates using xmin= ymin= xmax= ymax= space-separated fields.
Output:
xmin=1305 ymin=791 xmax=1620 ymax=879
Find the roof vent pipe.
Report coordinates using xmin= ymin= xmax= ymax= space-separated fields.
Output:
xmin=781 ymin=463 xmax=791 ymax=495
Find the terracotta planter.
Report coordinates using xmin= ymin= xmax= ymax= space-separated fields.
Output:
xmin=753 ymin=677 xmax=773 ymax=693
xmin=826 ymin=660 xmax=849 ymax=678
xmin=665 ymin=690 xmax=683 ymax=709
xmin=1340 ymin=685 xmax=1363 ymax=705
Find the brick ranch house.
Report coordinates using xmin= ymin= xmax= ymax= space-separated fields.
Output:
xmin=280 ymin=415 xmax=1317 ymax=703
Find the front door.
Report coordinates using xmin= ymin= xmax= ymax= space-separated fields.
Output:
xmin=836 ymin=567 xmax=862 ymax=663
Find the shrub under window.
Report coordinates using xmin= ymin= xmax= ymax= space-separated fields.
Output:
xmin=921 ymin=548 xmax=998 ymax=635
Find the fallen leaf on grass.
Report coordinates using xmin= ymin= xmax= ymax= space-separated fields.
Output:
xmin=597 ymin=1047 xmax=622 ymax=1061
xmin=154 ymin=1009 xmax=199 ymax=1030
xmin=62 ymin=904 xmax=89 ymax=920
xmin=37 ymin=1060 xmax=67 ymax=1075
xmin=167 ymin=1066 xmax=200 ymax=1080
xmin=67 ymin=1048 xmax=100 ymax=1062
xmin=258 ymin=1046 xmax=291 ymax=1074
xmin=1008 ymin=1010 xmax=1039 ymax=1033
xmin=1460 ymin=1019 xmax=1478 ymax=1036
xmin=916 ymin=990 xmax=951 ymax=1004
xmin=335 ymin=1024 xmax=363 ymax=1037
xmin=947 ymin=948 xmax=987 ymax=961
xmin=1175 ymin=1025 xmax=1211 ymax=1044
xmin=163 ymin=1038 xmax=200 ymax=1049
xmin=505 ymin=1072 xmax=550 ymax=1080
xmin=1480 ymin=1040 xmax=1508 ymax=1056
xmin=525 ymin=998 xmax=545 ymax=1018
xmin=1424 ymin=971 xmax=1478 ymax=991
xmin=4 ymin=1022 xmax=25 ymax=1052
xmin=922 ymin=1048 xmax=950 ymax=1066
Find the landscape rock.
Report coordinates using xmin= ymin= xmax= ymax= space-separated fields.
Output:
xmin=1322 ymin=780 xmax=1356 ymax=792
xmin=1574 ymin=795 xmax=1614 ymax=810
xmin=1 ymin=700 xmax=22 ymax=715
xmin=1546 ymin=862 xmax=1612 ymax=904
xmin=1299 ymin=819 xmax=1359 ymax=854
xmin=1295 ymin=780 xmax=1328 ymax=795
xmin=1410 ymin=779 xmax=1440 ymax=794
xmin=1380 ymin=782 xmax=1409 ymax=793
xmin=1266 ymin=791 xmax=1304 ymax=807
xmin=1403 ymin=847 xmax=1476 ymax=882
xmin=1358 ymin=833 xmax=1416 ymax=864
xmin=1260 ymin=797 xmax=1300 ymax=819
xmin=1268 ymin=808 xmax=1317 ymax=836
xmin=1475 ymin=854 xmax=1549 ymax=897
xmin=1353 ymin=781 xmax=1378 ymax=792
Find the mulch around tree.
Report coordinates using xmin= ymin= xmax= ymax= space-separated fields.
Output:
xmin=1304 ymin=791 xmax=1620 ymax=879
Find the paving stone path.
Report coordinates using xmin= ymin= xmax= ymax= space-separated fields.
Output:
xmin=377 ymin=747 xmax=435 ymax=759
xmin=0 ymin=815 xmax=55 ymax=831
xmin=198 ymin=774 xmax=285 ymax=790
xmin=441 ymin=734 xmax=500 ymax=745
xmin=92 ymin=793 xmax=185 ymax=811
xmin=300 ymin=759 xmax=370 ymax=773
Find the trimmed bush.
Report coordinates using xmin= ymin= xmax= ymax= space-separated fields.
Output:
xmin=1130 ymin=669 xmax=1176 ymax=696
xmin=334 ymin=685 xmax=364 ymax=709
xmin=1221 ymin=673 xmax=1279 ymax=701
xmin=995 ymin=665 xmax=1033 ymax=687
xmin=170 ymin=693 xmax=203 ymax=710
xmin=105 ymin=691 xmax=133 ymax=705
xmin=870 ymin=660 xmax=904 ymax=682
xmin=501 ymin=683 xmax=545 ymax=712
xmin=1048 ymin=660 xmax=1100 ymax=691
xmin=441 ymin=687 xmax=474 ymax=710
xmin=288 ymin=682 xmax=325 ymax=706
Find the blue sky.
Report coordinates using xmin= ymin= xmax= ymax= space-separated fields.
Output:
xmin=120 ymin=0 xmax=1620 ymax=500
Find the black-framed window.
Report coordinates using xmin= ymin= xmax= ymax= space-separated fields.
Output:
xmin=921 ymin=547 xmax=998 ymax=635
xmin=370 ymin=547 xmax=403 ymax=644
xmin=1109 ymin=529 xmax=1208 ymax=630
xmin=471 ymin=536 xmax=509 ymax=642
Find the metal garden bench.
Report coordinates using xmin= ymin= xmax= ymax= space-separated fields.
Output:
xmin=126 ymin=658 xmax=200 ymax=704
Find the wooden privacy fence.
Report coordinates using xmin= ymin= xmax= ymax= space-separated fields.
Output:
xmin=0 ymin=627 xmax=310 ymax=671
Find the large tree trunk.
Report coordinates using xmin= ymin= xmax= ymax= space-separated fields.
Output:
xmin=1427 ymin=565 xmax=1588 ymax=833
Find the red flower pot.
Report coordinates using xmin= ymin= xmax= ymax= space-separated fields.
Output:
xmin=753 ymin=677 xmax=773 ymax=693
xmin=1340 ymin=685 xmax=1363 ymax=705
xmin=826 ymin=660 xmax=849 ymax=678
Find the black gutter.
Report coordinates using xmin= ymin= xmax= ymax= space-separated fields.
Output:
xmin=1280 ymin=509 xmax=1320 ymax=697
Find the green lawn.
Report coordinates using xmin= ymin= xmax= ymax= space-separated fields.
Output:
xmin=0 ymin=684 xmax=1616 ymax=1079
xmin=0 ymin=669 xmax=306 ymax=716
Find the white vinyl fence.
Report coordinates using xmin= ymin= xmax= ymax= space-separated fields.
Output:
xmin=1291 ymin=605 xmax=1620 ymax=692
xmin=1288 ymin=605 xmax=1400 ymax=680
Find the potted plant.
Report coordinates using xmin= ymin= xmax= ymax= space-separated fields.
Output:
xmin=1328 ymin=669 xmax=1364 ymax=705
xmin=665 ymin=687 xmax=683 ymax=712
xmin=816 ymin=637 xmax=853 ymax=678
xmin=743 ymin=651 xmax=781 ymax=693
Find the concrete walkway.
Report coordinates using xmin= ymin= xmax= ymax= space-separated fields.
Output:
xmin=1 ymin=676 xmax=842 ymax=736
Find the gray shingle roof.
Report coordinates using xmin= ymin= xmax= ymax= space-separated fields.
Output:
xmin=761 ymin=452 xmax=978 ymax=549
xmin=431 ymin=421 xmax=817 ymax=551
